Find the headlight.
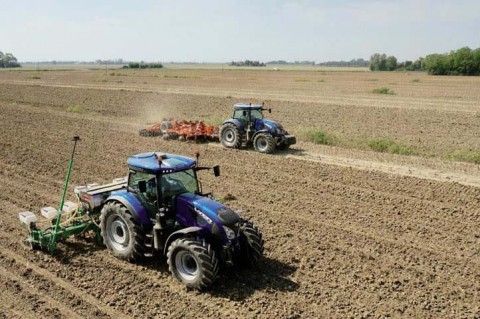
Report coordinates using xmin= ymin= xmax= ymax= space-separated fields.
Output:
xmin=223 ymin=226 xmax=236 ymax=240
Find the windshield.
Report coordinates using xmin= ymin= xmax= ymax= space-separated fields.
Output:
xmin=161 ymin=169 xmax=198 ymax=200
xmin=250 ymin=109 xmax=264 ymax=120
xmin=233 ymin=109 xmax=264 ymax=121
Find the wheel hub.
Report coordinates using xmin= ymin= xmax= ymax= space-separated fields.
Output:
xmin=256 ymin=137 xmax=268 ymax=151
xmin=107 ymin=216 xmax=130 ymax=251
xmin=175 ymin=251 xmax=199 ymax=282
xmin=224 ymin=129 xmax=234 ymax=142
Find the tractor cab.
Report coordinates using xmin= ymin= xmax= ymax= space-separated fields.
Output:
xmin=125 ymin=152 xmax=220 ymax=221
xmin=232 ymin=103 xmax=270 ymax=128
xmin=127 ymin=152 xmax=207 ymax=212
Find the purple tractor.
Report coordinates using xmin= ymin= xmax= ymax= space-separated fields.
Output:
xmin=220 ymin=103 xmax=296 ymax=154
xmin=76 ymin=151 xmax=264 ymax=290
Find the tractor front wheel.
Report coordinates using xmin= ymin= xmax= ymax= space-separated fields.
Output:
xmin=100 ymin=202 xmax=146 ymax=262
xmin=220 ymin=124 xmax=242 ymax=149
xmin=238 ymin=220 xmax=264 ymax=267
xmin=253 ymin=133 xmax=275 ymax=154
xmin=167 ymin=238 xmax=219 ymax=290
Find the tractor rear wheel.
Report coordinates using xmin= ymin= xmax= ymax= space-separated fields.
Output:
xmin=238 ymin=220 xmax=264 ymax=267
xmin=220 ymin=124 xmax=242 ymax=149
xmin=100 ymin=202 xmax=146 ymax=262
xmin=253 ymin=133 xmax=275 ymax=154
xmin=167 ymin=238 xmax=219 ymax=290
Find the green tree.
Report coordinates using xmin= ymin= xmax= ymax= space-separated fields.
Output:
xmin=451 ymin=47 xmax=477 ymax=75
xmin=422 ymin=47 xmax=480 ymax=75
xmin=369 ymin=53 xmax=385 ymax=71
xmin=385 ymin=56 xmax=397 ymax=71
xmin=0 ymin=51 xmax=21 ymax=68
xmin=422 ymin=54 xmax=449 ymax=75
xmin=369 ymin=53 xmax=396 ymax=71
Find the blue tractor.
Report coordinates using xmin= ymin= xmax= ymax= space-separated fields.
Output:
xmin=220 ymin=103 xmax=296 ymax=153
xmin=92 ymin=151 xmax=264 ymax=290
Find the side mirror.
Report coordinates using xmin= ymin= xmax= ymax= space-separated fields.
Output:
xmin=213 ymin=165 xmax=220 ymax=177
xmin=268 ymin=108 xmax=272 ymax=113
xmin=138 ymin=180 xmax=147 ymax=193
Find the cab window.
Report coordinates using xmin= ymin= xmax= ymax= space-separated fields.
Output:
xmin=233 ymin=110 xmax=248 ymax=123
xmin=129 ymin=171 xmax=157 ymax=199
xmin=250 ymin=109 xmax=263 ymax=120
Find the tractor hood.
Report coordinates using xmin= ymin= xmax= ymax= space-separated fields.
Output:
xmin=176 ymin=193 xmax=240 ymax=226
xmin=262 ymin=119 xmax=282 ymax=130
xmin=256 ymin=119 xmax=284 ymax=136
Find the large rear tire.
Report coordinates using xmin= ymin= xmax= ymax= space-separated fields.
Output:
xmin=220 ymin=124 xmax=242 ymax=149
xmin=238 ymin=220 xmax=264 ymax=267
xmin=167 ymin=238 xmax=219 ymax=290
xmin=100 ymin=202 xmax=146 ymax=262
xmin=253 ymin=133 xmax=276 ymax=154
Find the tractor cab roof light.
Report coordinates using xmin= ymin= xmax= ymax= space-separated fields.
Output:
xmin=154 ymin=153 xmax=164 ymax=165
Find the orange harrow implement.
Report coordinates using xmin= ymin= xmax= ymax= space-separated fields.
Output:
xmin=139 ymin=119 xmax=219 ymax=142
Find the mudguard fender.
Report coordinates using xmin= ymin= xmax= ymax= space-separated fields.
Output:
xmin=105 ymin=193 xmax=150 ymax=225
xmin=252 ymin=129 xmax=271 ymax=140
xmin=222 ymin=119 xmax=245 ymax=132
xmin=164 ymin=226 xmax=203 ymax=255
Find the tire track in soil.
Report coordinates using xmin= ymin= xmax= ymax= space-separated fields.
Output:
xmin=0 ymin=286 xmax=38 ymax=319
xmin=0 ymin=247 xmax=125 ymax=318
xmin=210 ymin=153 xmax=480 ymax=257
xmin=2 ymin=80 xmax=479 ymax=114
xmin=0 ymin=265 xmax=83 ymax=319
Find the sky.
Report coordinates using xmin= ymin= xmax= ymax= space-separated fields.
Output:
xmin=0 ymin=0 xmax=479 ymax=62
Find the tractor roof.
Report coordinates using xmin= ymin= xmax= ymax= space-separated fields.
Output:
xmin=127 ymin=152 xmax=196 ymax=173
xmin=233 ymin=103 xmax=264 ymax=110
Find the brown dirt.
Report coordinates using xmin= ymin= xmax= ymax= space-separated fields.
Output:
xmin=0 ymin=69 xmax=479 ymax=318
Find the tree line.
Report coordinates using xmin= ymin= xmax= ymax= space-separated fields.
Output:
xmin=230 ymin=60 xmax=266 ymax=67
xmin=122 ymin=62 xmax=163 ymax=69
xmin=369 ymin=53 xmax=423 ymax=71
xmin=316 ymin=58 xmax=368 ymax=67
xmin=370 ymin=47 xmax=480 ymax=75
xmin=0 ymin=51 xmax=21 ymax=68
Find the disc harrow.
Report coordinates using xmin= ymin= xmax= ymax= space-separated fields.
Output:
xmin=139 ymin=119 xmax=219 ymax=142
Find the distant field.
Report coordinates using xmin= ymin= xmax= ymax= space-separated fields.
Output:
xmin=2 ymin=66 xmax=479 ymax=161
xmin=1 ymin=66 xmax=480 ymax=318
xmin=3 ymin=63 xmax=369 ymax=72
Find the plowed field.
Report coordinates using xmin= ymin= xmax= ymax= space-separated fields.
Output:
xmin=0 ymin=68 xmax=479 ymax=318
